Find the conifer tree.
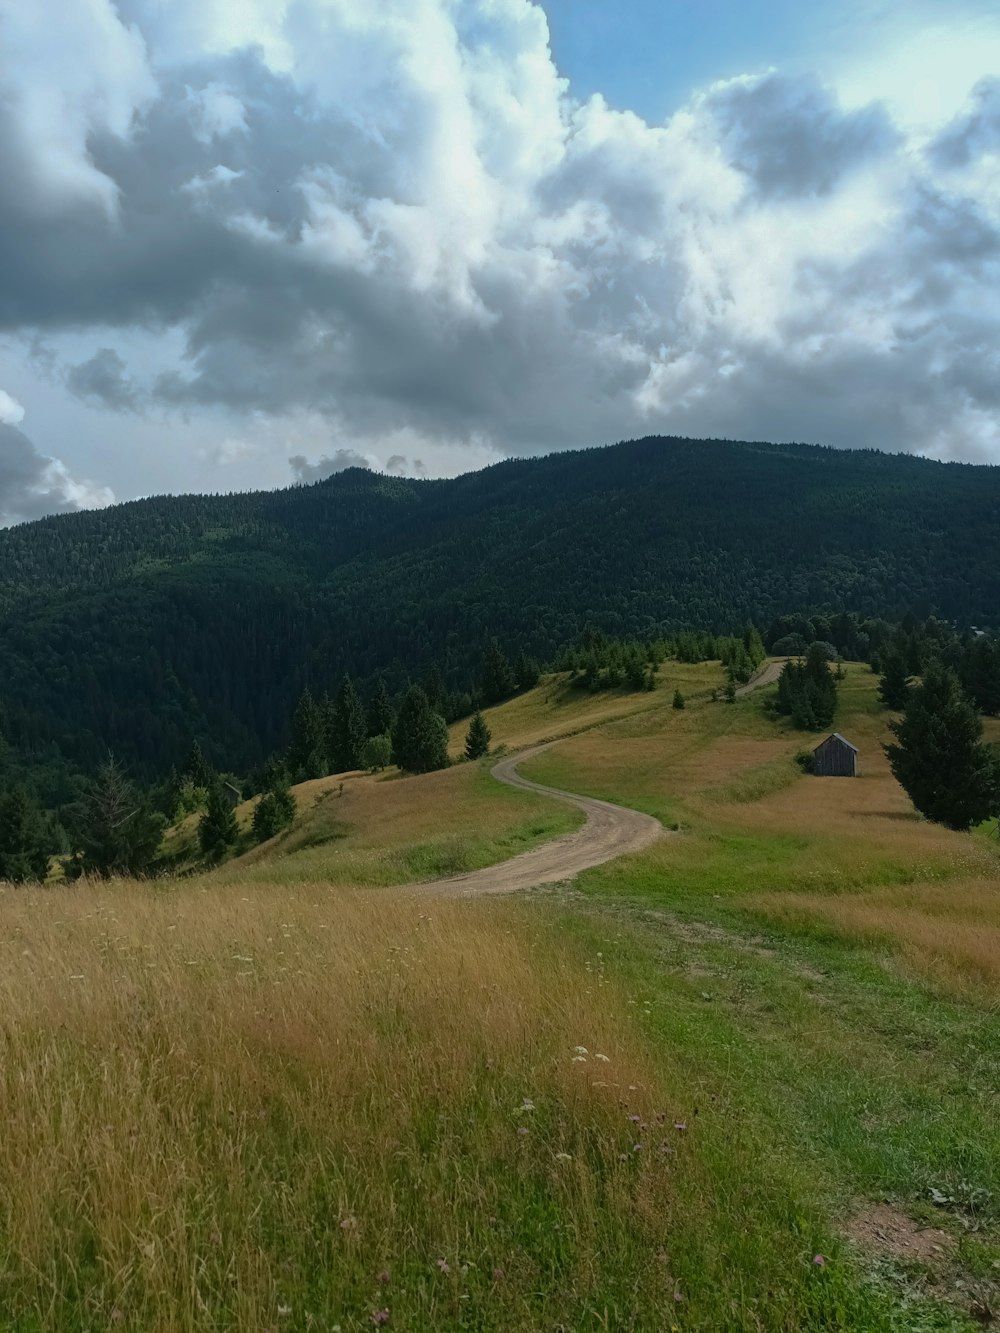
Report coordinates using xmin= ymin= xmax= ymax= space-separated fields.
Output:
xmin=199 ymin=780 xmax=240 ymax=858
xmin=743 ymin=624 xmax=766 ymax=670
xmin=885 ymin=663 xmax=1000 ymax=830
xmin=287 ymin=687 xmax=326 ymax=779
xmin=181 ymin=739 xmax=213 ymax=788
xmin=878 ymin=651 xmax=911 ymax=710
xmin=251 ymin=780 xmax=296 ymax=842
xmin=672 ymin=689 xmax=685 ymax=710
xmin=481 ymin=638 xmax=516 ymax=704
xmin=66 ymin=757 xmax=165 ymax=878
xmin=0 ymin=785 xmax=50 ymax=883
xmin=514 ymin=652 xmax=540 ymax=692
xmin=465 ymin=711 xmax=491 ymax=760
xmin=367 ymin=677 xmax=395 ymax=737
xmin=392 ymin=686 xmax=450 ymax=774
xmin=962 ymin=635 xmax=1000 ymax=716
xmin=330 ymin=674 xmax=367 ymax=772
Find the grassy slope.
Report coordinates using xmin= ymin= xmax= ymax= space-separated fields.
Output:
xmin=162 ymin=752 xmax=586 ymax=888
xmin=3 ymin=662 xmax=999 ymax=1330
xmin=521 ymin=663 xmax=1000 ymax=1329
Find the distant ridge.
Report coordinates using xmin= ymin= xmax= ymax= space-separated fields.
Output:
xmin=2 ymin=435 xmax=998 ymax=786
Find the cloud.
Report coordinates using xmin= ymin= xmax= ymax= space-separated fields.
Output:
xmin=1 ymin=0 xmax=1000 ymax=504
xmin=702 ymin=73 xmax=899 ymax=200
xmin=929 ymin=76 xmax=1000 ymax=168
xmin=0 ymin=415 xmax=113 ymax=526
xmin=66 ymin=348 xmax=141 ymax=411
xmin=289 ymin=449 xmax=371 ymax=483
xmin=0 ymin=390 xmax=25 ymax=426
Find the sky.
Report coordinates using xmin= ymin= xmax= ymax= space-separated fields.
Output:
xmin=2 ymin=0 xmax=1000 ymax=524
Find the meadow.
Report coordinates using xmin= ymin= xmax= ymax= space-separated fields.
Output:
xmin=2 ymin=660 xmax=998 ymax=1330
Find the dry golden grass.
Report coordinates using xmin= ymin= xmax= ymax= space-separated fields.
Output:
xmin=521 ymin=663 xmax=1000 ymax=995
xmin=0 ymin=878 xmax=678 ymax=1330
xmin=448 ymin=662 xmax=721 ymax=757
xmin=178 ymin=761 xmax=582 ymax=889
xmin=753 ymin=879 xmax=1000 ymax=996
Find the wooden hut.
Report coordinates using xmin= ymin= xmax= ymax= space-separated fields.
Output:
xmin=222 ymin=781 xmax=243 ymax=809
xmin=812 ymin=733 xmax=858 ymax=777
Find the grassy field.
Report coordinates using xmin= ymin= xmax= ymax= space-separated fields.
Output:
xmin=3 ymin=660 xmax=999 ymax=1330
xmin=166 ymin=759 xmax=584 ymax=889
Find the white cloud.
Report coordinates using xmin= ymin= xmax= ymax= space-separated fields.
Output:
xmin=0 ymin=0 xmax=156 ymax=215
xmin=2 ymin=0 xmax=1000 ymax=514
xmin=0 ymin=390 xmax=25 ymax=426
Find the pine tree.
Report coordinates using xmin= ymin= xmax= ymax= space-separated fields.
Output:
xmin=514 ymin=652 xmax=540 ymax=692
xmin=66 ymin=757 xmax=165 ymax=878
xmin=962 ymin=635 xmax=1000 ymax=716
xmin=252 ymin=780 xmax=296 ymax=842
xmin=330 ymin=675 xmax=367 ymax=772
xmin=392 ymin=686 xmax=450 ymax=774
xmin=878 ymin=651 xmax=911 ymax=710
xmin=199 ymin=781 xmax=240 ymax=858
xmin=367 ymin=678 xmax=395 ymax=737
xmin=181 ymin=739 xmax=213 ymax=788
xmin=672 ymin=689 xmax=686 ymax=710
xmin=287 ymin=687 xmax=326 ymax=779
xmin=0 ymin=785 xmax=50 ymax=883
xmin=743 ymin=624 xmax=766 ymax=670
xmin=885 ymin=663 xmax=1000 ymax=830
xmin=481 ymin=638 xmax=516 ymax=704
xmin=465 ymin=711 xmax=491 ymax=760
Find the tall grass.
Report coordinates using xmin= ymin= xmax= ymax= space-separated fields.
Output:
xmin=0 ymin=880 xmax=677 ymax=1331
xmin=752 ymin=879 xmax=1000 ymax=997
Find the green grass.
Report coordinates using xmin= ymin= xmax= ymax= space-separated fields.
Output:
xmin=7 ymin=662 xmax=1000 ymax=1330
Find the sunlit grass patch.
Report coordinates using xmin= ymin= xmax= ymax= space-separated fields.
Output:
xmin=750 ymin=879 xmax=1000 ymax=999
xmin=0 ymin=881 xmax=679 ymax=1331
xmin=212 ymin=761 xmax=582 ymax=888
xmin=701 ymin=757 xmax=801 ymax=805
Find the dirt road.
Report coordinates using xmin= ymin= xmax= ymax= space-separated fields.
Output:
xmin=412 ymin=743 xmax=664 ymax=897
xmin=407 ymin=662 xmax=783 ymax=897
xmin=735 ymin=659 xmax=785 ymax=696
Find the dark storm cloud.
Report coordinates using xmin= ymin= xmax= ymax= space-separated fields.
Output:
xmin=289 ymin=449 xmax=370 ymax=482
xmin=66 ymin=348 xmax=141 ymax=411
xmin=704 ymin=73 xmax=899 ymax=200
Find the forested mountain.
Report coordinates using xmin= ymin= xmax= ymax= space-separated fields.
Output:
xmin=2 ymin=435 xmax=998 ymax=795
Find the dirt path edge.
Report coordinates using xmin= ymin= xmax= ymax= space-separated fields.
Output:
xmin=404 ymin=742 xmax=665 ymax=897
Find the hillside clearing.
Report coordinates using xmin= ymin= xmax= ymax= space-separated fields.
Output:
xmin=3 ymin=659 xmax=999 ymax=1330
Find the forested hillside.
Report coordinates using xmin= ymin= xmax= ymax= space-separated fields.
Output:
xmin=2 ymin=435 xmax=998 ymax=793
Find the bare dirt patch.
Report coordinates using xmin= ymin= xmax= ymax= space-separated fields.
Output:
xmin=846 ymin=1203 xmax=998 ymax=1326
xmin=845 ymin=1203 xmax=954 ymax=1267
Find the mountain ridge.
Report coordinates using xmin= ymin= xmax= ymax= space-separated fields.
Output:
xmin=2 ymin=434 xmax=998 ymax=792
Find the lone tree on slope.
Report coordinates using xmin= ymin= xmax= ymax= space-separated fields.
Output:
xmin=885 ymin=662 xmax=1000 ymax=831
xmin=330 ymin=674 xmax=367 ymax=772
xmin=878 ymin=650 xmax=911 ymax=711
xmin=392 ymin=686 xmax=450 ymax=774
xmin=199 ymin=780 xmax=240 ymax=859
xmin=465 ymin=711 xmax=492 ymax=760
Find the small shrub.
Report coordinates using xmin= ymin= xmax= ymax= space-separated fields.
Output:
xmin=361 ymin=734 xmax=392 ymax=773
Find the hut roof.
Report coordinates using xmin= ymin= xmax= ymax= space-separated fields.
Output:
xmin=814 ymin=732 xmax=858 ymax=754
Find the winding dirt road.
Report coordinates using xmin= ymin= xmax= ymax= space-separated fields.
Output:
xmin=407 ymin=662 xmax=784 ymax=897
xmin=735 ymin=659 xmax=785 ymax=696
xmin=414 ymin=743 xmax=664 ymax=897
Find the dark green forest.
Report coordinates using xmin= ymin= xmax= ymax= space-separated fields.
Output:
xmin=2 ymin=435 xmax=999 ymax=799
